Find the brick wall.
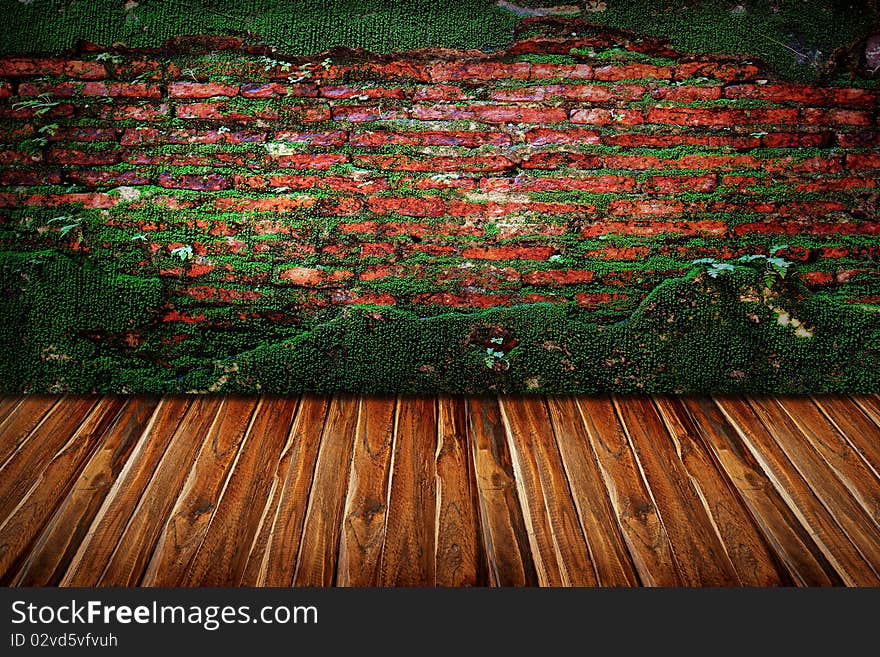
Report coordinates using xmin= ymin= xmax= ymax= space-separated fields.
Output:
xmin=0 ymin=20 xmax=878 ymax=392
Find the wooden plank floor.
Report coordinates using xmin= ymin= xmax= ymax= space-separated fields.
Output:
xmin=1 ymin=395 xmax=879 ymax=587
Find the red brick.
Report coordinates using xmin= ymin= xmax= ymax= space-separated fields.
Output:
xmin=272 ymin=130 xmax=347 ymax=147
xmin=0 ymin=81 xmax=11 ymax=100
xmin=761 ymin=132 xmax=833 ymax=148
xmin=529 ymin=63 xmax=593 ymax=80
xmin=836 ymin=131 xmax=880 ymax=148
xmin=429 ymin=61 xmax=530 ymax=81
xmin=0 ymin=170 xmax=62 ymax=185
xmin=649 ymin=85 xmax=722 ymax=101
xmin=411 ymin=104 xmax=567 ymax=124
xmin=271 ymin=153 xmax=348 ymax=169
xmin=609 ymin=199 xmax=685 ymax=217
xmin=674 ymin=61 xmax=759 ymax=82
xmin=500 ymin=175 xmax=634 ymax=194
xmin=66 ymin=170 xmax=150 ymax=186
xmin=647 ymin=106 xmax=798 ymax=127
xmin=522 ymin=270 xmax=594 ymax=286
xmin=353 ymin=154 xmax=513 ymax=173
xmin=214 ymin=196 xmax=318 ymax=212
xmin=157 ymin=172 xmax=230 ymax=191
xmin=239 ymin=82 xmax=318 ymax=98
xmin=0 ymin=192 xmax=116 ymax=209
xmin=846 ymin=153 xmax=880 ymax=170
xmin=350 ymin=130 xmax=510 ymax=148
xmin=593 ymin=63 xmax=672 ymax=81
xmin=337 ymin=293 xmax=397 ymax=306
xmin=169 ymin=82 xmax=239 ymax=98
xmin=100 ymin=103 xmax=170 ymax=121
xmin=570 ymin=108 xmax=645 ymax=125
xmin=462 ymin=246 xmax=554 ymax=261
xmin=0 ymin=58 xmax=105 ymax=79
xmin=793 ymin=177 xmax=875 ymax=192
xmin=602 ymin=131 xmax=760 ymax=149
xmin=330 ymin=105 xmax=405 ymax=122
xmin=161 ymin=311 xmax=205 ymax=324
xmin=580 ymin=220 xmax=727 ymax=238
xmin=83 ymin=82 xmax=161 ymax=98
xmin=319 ymin=85 xmax=406 ymax=100
xmin=641 ymin=174 xmax=717 ymax=194
xmin=367 ymin=196 xmax=446 ymax=217
xmin=360 ymin=243 xmax=396 ymax=258
xmin=724 ymin=83 xmax=876 ymax=109
xmin=803 ymin=108 xmax=873 ymax=126
xmin=412 ymin=85 xmax=468 ymax=101
xmin=176 ymin=102 xmax=330 ymax=122
xmin=278 ymin=267 xmax=353 ymax=287
xmin=523 ymin=127 xmax=600 ymax=145
xmin=45 ymin=148 xmax=120 ymax=165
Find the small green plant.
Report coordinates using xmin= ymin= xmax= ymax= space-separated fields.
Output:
xmin=170 ymin=245 xmax=194 ymax=261
xmin=95 ymin=52 xmax=123 ymax=65
xmin=12 ymin=93 xmax=60 ymax=117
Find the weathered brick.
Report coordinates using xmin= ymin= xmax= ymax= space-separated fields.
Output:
xmin=278 ymin=267 xmax=354 ymax=287
xmin=724 ymin=83 xmax=876 ymax=109
xmin=641 ymin=174 xmax=717 ymax=194
xmin=412 ymin=85 xmax=468 ymax=101
xmin=353 ymin=154 xmax=514 ymax=173
xmin=272 ymin=130 xmax=347 ymax=147
xmin=649 ymin=85 xmax=722 ymax=101
xmin=674 ymin=60 xmax=759 ymax=82
xmin=239 ymin=82 xmax=319 ymax=98
xmin=366 ymin=196 xmax=446 ymax=217
xmin=593 ymin=63 xmax=672 ymax=81
xmin=330 ymin=105 xmax=405 ymax=122
xmin=411 ymin=104 xmax=567 ymax=124
xmin=412 ymin=292 xmax=512 ymax=308
xmin=646 ymin=106 xmax=799 ymax=127
xmin=570 ymin=108 xmax=645 ymax=125
xmin=270 ymin=153 xmax=349 ymax=169
xmin=461 ymin=246 xmax=555 ymax=261
xmin=350 ymin=130 xmax=511 ymax=148
xmin=320 ymin=85 xmax=406 ymax=100
xmin=100 ymin=103 xmax=170 ymax=121
xmin=761 ymin=132 xmax=833 ymax=148
xmin=157 ymin=172 xmax=230 ymax=191
xmin=529 ymin=63 xmax=593 ymax=80
xmin=609 ymin=199 xmax=685 ymax=217
xmin=45 ymin=148 xmax=121 ymax=166
xmin=429 ymin=61 xmax=530 ymax=81
xmin=575 ymin=292 xmax=627 ymax=308
xmin=0 ymin=58 xmax=105 ymax=79
xmin=82 ymin=82 xmax=161 ymax=97
xmin=177 ymin=102 xmax=330 ymax=122
xmin=803 ymin=108 xmax=873 ymax=126
xmin=846 ymin=153 xmax=880 ymax=170
xmin=169 ymin=82 xmax=239 ymax=98
xmin=523 ymin=127 xmax=600 ymax=145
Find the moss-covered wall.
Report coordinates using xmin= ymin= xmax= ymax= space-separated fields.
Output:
xmin=0 ymin=20 xmax=878 ymax=393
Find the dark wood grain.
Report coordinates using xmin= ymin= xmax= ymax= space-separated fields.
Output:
xmin=715 ymin=397 xmax=880 ymax=586
xmin=434 ymin=395 xmax=487 ymax=586
xmin=0 ymin=397 xmax=126 ymax=583
xmin=467 ymin=396 xmax=538 ymax=586
xmin=293 ymin=395 xmax=359 ymax=586
xmin=0 ymin=396 xmax=59 ymax=468
xmin=814 ymin=396 xmax=880 ymax=479
xmin=336 ymin=397 xmax=396 ymax=586
xmin=12 ymin=397 xmax=161 ymax=586
xmin=180 ymin=396 xmax=299 ymax=587
xmin=615 ymin=396 xmax=740 ymax=586
xmin=379 ymin=396 xmax=437 ymax=586
xmin=59 ymin=397 xmax=192 ymax=586
xmin=241 ymin=395 xmax=329 ymax=586
xmin=0 ymin=393 xmax=876 ymax=587
xmin=500 ymin=396 xmax=597 ymax=586
xmin=653 ymin=396 xmax=789 ymax=586
xmin=575 ymin=396 xmax=682 ymax=586
xmin=90 ymin=396 xmax=224 ymax=587
xmin=682 ymin=397 xmax=840 ymax=586
xmin=141 ymin=397 xmax=259 ymax=586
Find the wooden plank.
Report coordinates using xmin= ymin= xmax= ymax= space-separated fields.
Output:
xmin=434 ymin=395 xmax=487 ymax=587
xmin=141 ymin=397 xmax=259 ymax=586
xmin=292 ymin=395 xmax=359 ymax=586
xmin=0 ymin=396 xmax=59 ymax=468
xmin=851 ymin=395 xmax=880 ymax=429
xmin=682 ymin=397 xmax=840 ymax=586
xmin=815 ymin=396 xmax=880 ymax=479
xmin=180 ymin=396 xmax=300 ymax=586
xmin=715 ymin=397 xmax=880 ymax=586
xmin=746 ymin=398 xmax=880 ymax=574
xmin=0 ymin=397 xmax=126 ymax=583
xmin=615 ymin=396 xmax=740 ymax=586
xmin=85 ymin=396 xmax=224 ymax=586
xmin=776 ymin=397 xmax=880 ymax=529
xmin=467 ymin=396 xmax=537 ymax=586
xmin=545 ymin=397 xmax=640 ymax=586
xmin=240 ymin=395 xmax=329 ymax=586
xmin=0 ymin=396 xmax=100 ymax=522
xmin=378 ymin=397 xmax=438 ymax=586
xmin=499 ymin=396 xmax=598 ymax=586
xmin=336 ymin=397 xmax=396 ymax=586
xmin=11 ymin=397 xmax=160 ymax=586
xmin=653 ymin=396 xmax=790 ymax=586
xmin=0 ymin=396 xmax=22 ymax=424
xmin=575 ymin=397 xmax=682 ymax=586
